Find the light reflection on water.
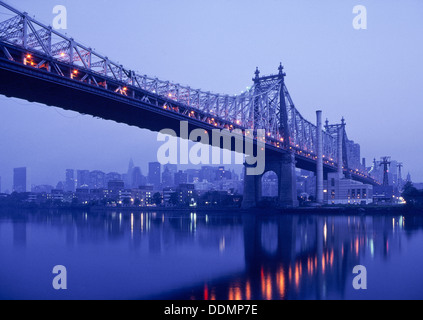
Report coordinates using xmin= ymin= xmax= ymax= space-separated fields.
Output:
xmin=0 ymin=209 xmax=423 ymax=300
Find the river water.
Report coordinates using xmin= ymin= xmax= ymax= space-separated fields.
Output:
xmin=0 ymin=208 xmax=422 ymax=300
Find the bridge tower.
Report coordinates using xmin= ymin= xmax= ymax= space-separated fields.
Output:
xmin=380 ymin=156 xmax=391 ymax=186
xmin=325 ymin=117 xmax=347 ymax=179
xmin=242 ymin=64 xmax=298 ymax=209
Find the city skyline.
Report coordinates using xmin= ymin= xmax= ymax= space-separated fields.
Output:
xmin=0 ymin=160 xmax=244 ymax=194
xmin=0 ymin=153 xmax=412 ymax=195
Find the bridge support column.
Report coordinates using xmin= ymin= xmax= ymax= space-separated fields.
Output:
xmin=262 ymin=153 xmax=299 ymax=208
xmin=337 ymin=125 xmax=344 ymax=178
xmin=242 ymin=164 xmax=262 ymax=209
xmin=242 ymin=153 xmax=299 ymax=209
xmin=316 ymin=110 xmax=324 ymax=204
xmin=277 ymin=153 xmax=299 ymax=208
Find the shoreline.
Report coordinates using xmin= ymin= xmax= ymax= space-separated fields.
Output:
xmin=0 ymin=203 xmax=422 ymax=216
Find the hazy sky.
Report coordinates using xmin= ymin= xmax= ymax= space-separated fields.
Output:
xmin=0 ymin=0 xmax=422 ymax=191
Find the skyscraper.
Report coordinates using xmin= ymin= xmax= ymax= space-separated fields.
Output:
xmin=77 ymin=170 xmax=90 ymax=188
xmin=174 ymin=170 xmax=188 ymax=186
xmin=125 ymin=158 xmax=135 ymax=188
xmin=216 ymin=167 xmax=231 ymax=180
xmin=65 ymin=169 xmax=76 ymax=192
xmin=200 ymin=166 xmax=215 ymax=182
xmin=164 ymin=164 xmax=178 ymax=175
xmin=162 ymin=166 xmax=174 ymax=187
xmin=186 ymin=169 xmax=201 ymax=183
xmin=106 ymin=172 xmax=122 ymax=185
xmin=132 ymin=167 xmax=147 ymax=188
xmin=89 ymin=171 xmax=106 ymax=189
xmin=148 ymin=162 xmax=161 ymax=189
xmin=13 ymin=167 xmax=29 ymax=193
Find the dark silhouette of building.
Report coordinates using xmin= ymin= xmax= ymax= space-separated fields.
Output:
xmin=13 ymin=167 xmax=28 ymax=193
xmin=65 ymin=169 xmax=76 ymax=192
xmin=176 ymin=184 xmax=196 ymax=206
xmin=216 ymin=167 xmax=232 ymax=181
xmin=108 ymin=180 xmax=125 ymax=200
xmin=175 ymin=170 xmax=188 ymax=186
xmin=125 ymin=158 xmax=135 ymax=188
xmin=106 ymin=172 xmax=122 ymax=185
xmin=200 ymin=166 xmax=215 ymax=182
xmin=132 ymin=167 xmax=147 ymax=188
xmin=162 ymin=166 xmax=174 ymax=187
xmin=32 ymin=185 xmax=54 ymax=194
xmin=89 ymin=171 xmax=106 ymax=189
xmin=77 ymin=170 xmax=90 ymax=188
xmin=148 ymin=162 xmax=161 ymax=189
xmin=186 ymin=169 xmax=201 ymax=183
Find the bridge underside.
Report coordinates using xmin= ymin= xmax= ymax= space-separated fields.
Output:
xmin=0 ymin=61 xmax=205 ymax=137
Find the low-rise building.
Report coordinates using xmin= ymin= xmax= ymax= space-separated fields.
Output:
xmin=373 ymin=185 xmax=400 ymax=205
xmin=50 ymin=189 xmax=64 ymax=203
xmin=131 ymin=186 xmax=154 ymax=206
xmin=324 ymin=173 xmax=373 ymax=205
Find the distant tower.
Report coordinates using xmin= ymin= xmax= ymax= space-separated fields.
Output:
xmin=148 ymin=162 xmax=161 ymax=189
xmin=126 ymin=158 xmax=135 ymax=187
xmin=397 ymin=163 xmax=403 ymax=189
xmin=65 ymin=169 xmax=75 ymax=192
xmin=380 ymin=157 xmax=391 ymax=186
xmin=13 ymin=167 xmax=29 ymax=193
xmin=132 ymin=167 xmax=147 ymax=188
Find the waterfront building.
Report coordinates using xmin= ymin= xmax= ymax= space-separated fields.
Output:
xmin=50 ymin=189 xmax=64 ymax=202
xmin=163 ymin=187 xmax=176 ymax=206
xmin=324 ymin=172 xmax=373 ymax=205
xmin=75 ymin=188 xmax=90 ymax=203
xmin=108 ymin=180 xmax=125 ymax=201
xmin=132 ymin=186 xmax=154 ymax=206
xmin=177 ymin=184 xmax=197 ymax=206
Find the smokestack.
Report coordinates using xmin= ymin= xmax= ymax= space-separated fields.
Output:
xmin=316 ymin=111 xmax=324 ymax=204
xmin=338 ymin=125 xmax=344 ymax=178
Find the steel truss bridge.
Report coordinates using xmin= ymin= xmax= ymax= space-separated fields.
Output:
xmin=0 ymin=1 xmax=378 ymax=188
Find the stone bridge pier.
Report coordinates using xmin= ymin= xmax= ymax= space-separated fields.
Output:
xmin=242 ymin=152 xmax=299 ymax=209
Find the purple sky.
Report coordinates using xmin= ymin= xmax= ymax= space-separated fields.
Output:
xmin=0 ymin=0 xmax=422 ymax=191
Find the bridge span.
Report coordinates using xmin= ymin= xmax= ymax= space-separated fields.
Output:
xmin=0 ymin=1 xmax=379 ymax=207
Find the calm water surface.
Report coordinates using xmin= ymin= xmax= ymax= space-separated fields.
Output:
xmin=1 ymin=209 xmax=423 ymax=300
